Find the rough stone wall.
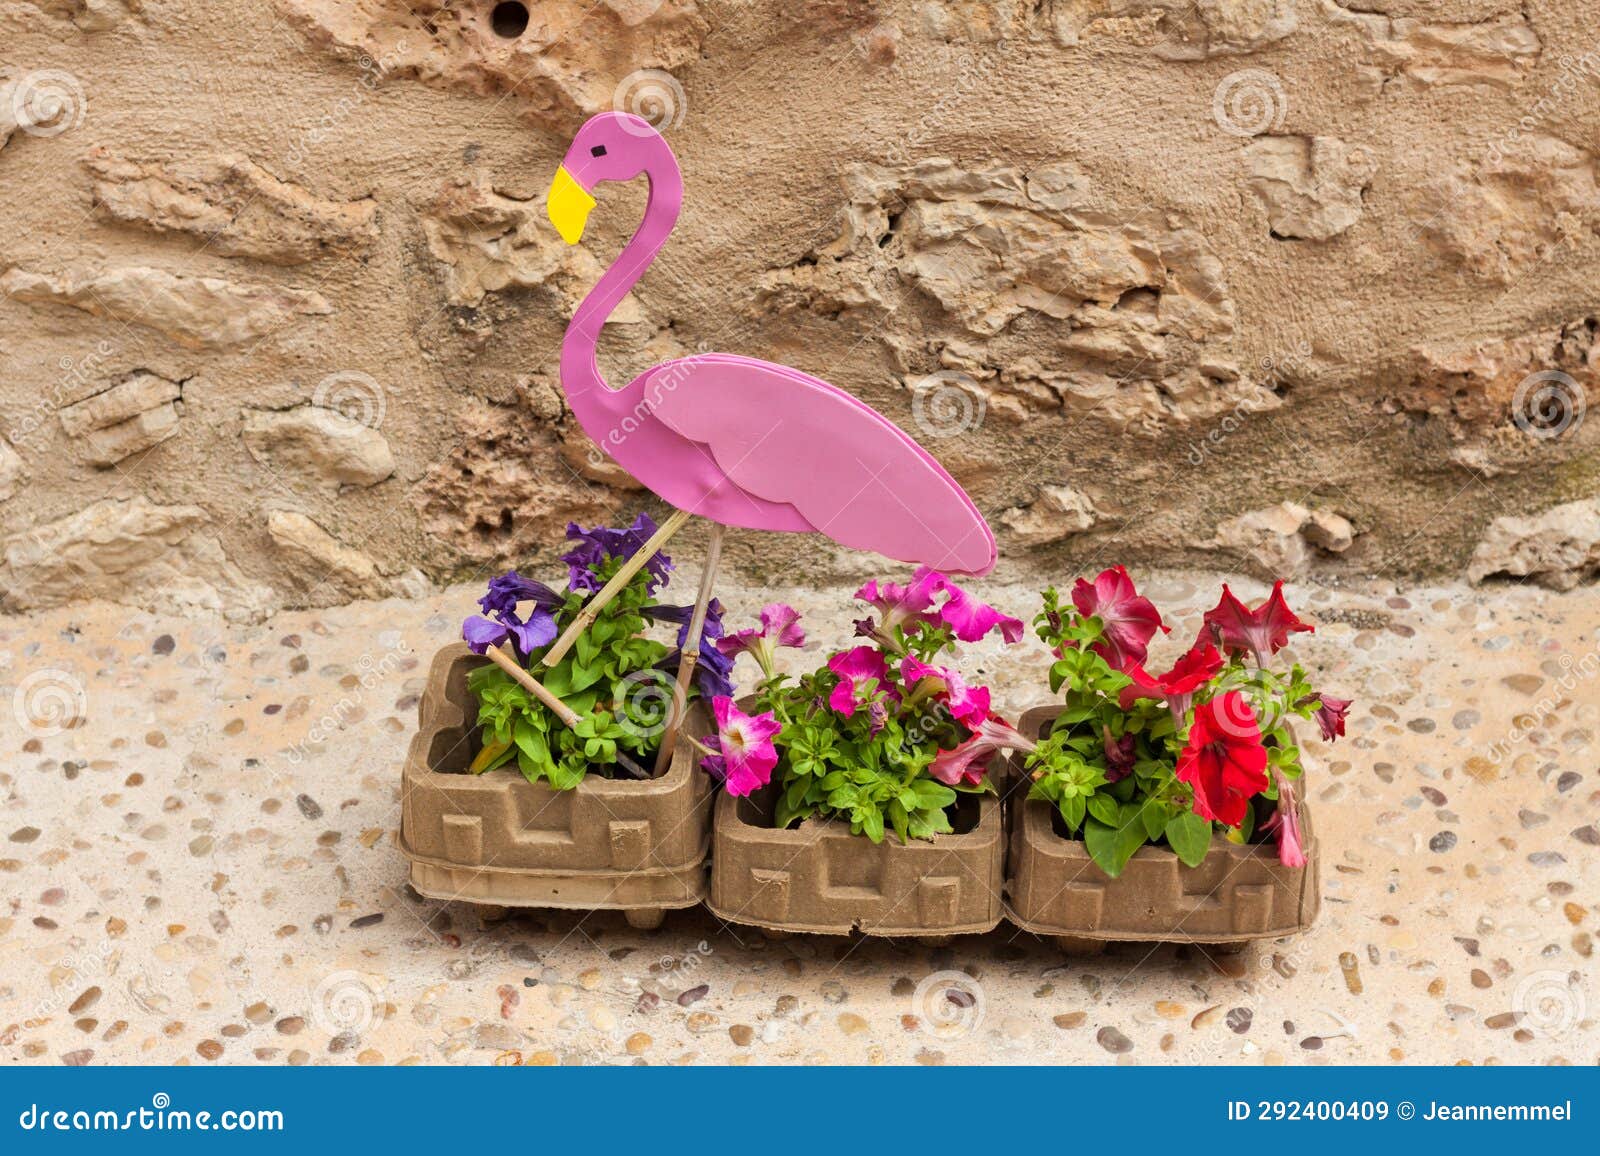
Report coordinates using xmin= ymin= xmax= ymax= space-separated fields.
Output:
xmin=1 ymin=0 xmax=1596 ymax=619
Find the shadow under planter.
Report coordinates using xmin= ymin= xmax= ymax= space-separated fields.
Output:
xmin=400 ymin=643 xmax=714 ymax=929
xmin=706 ymin=777 xmax=1005 ymax=938
xmin=1004 ymin=706 xmax=1320 ymax=955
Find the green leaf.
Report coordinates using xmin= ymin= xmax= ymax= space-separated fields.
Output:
xmin=547 ymin=760 xmax=586 ymax=791
xmin=1083 ymin=807 xmax=1148 ymax=879
xmin=515 ymin=749 xmax=546 ymax=785
xmin=911 ymin=780 xmax=957 ymax=811
xmin=512 ymin=720 xmax=554 ymax=778
xmin=1164 ymin=811 xmax=1213 ymax=868
xmin=1086 ymin=792 xmax=1120 ymax=827
xmin=1061 ymin=791 xmax=1087 ymax=831
xmin=1138 ymin=799 xmax=1172 ymax=841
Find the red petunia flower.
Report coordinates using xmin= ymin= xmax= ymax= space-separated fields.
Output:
xmin=1118 ymin=638 xmax=1225 ymax=723
xmin=1175 ymin=692 xmax=1269 ymax=828
xmin=1102 ymin=726 xmax=1137 ymax=782
xmin=1202 ymin=580 xmax=1313 ymax=666
xmin=1312 ymin=694 xmax=1350 ymax=742
xmin=1071 ymin=565 xmax=1167 ymax=668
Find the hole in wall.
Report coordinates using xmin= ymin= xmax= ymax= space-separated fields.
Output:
xmin=490 ymin=1 xmax=530 ymax=39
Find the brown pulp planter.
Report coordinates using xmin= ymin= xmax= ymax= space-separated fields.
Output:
xmin=400 ymin=643 xmax=713 ymax=928
xmin=1004 ymin=705 xmax=1320 ymax=954
xmin=707 ymin=762 xmax=1005 ymax=937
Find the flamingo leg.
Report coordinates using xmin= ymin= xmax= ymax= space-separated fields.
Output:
xmin=653 ymin=523 xmax=724 ymax=775
xmin=484 ymin=644 xmax=649 ymax=779
xmin=540 ymin=507 xmax=692 ymax=667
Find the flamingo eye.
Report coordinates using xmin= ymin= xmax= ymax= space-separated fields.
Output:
xmin=590 ymin=145 xmax=607 ymax=158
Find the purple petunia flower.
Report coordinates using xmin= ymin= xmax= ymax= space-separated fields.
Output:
xmin=562 ymin=513 xmax=674 ymax=594
xmin=478 ymin=571 xmax=562 ymax=617
xmin=650 ymin=599 xmax=735 ymax=699
xmin=463 ymin=569 xmax=561 ymax=658
xmin=461 ymin=606 xmax=557 ymax=657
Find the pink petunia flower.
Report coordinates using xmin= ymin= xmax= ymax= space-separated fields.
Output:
xmin=854 ymin=567 xmax=946 ymax=634
xmin=826 ymin=646 xmax=896 ymax=718
xmin=936 ymin=578 xmax=1025 ymax=644
xmin=928 ymin=716 xmax=1035 ymax=787
xmin=717 ymin=602 xmax=806 ymax=678
xmin=900 ymin=656 xmax=992 ymax=728
xmin=1259 ymin=772 xmax=1308 ymax=868
xmin=1071 ymin=565 xmax=1167 ymax=668
xmin=702 ymin=696 xmax=782 ymax=797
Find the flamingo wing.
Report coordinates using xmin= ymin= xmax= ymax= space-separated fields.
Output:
xmin=643 ymin=354 xmax=997 ymax=575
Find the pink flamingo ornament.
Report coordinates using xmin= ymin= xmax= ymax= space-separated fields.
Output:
xmin=534 ymin=112 xmax=996 ymax=763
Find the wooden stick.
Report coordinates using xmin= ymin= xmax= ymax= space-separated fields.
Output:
xmin=486 ymin=643 xmax=579 ymax=727
xmin=540 ymin=508 xmax=692 ymax=668
xmin=484 ymin=643 xmax=648 ymax=779
xmin=654 ymin=523 xmax=725 ymax=775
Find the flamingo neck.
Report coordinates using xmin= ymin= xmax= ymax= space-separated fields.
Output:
xmin=560 ymin=136 xmax=682 ymax=427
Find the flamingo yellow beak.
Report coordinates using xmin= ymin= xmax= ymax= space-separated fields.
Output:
xmin=547 ymin=165 xmax=595 ymax=244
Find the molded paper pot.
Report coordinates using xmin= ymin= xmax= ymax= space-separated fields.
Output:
xmin=1004 ymin=706 xmax=1319 ymax=953
xmin=400 ymin=643 xmax=713 ymax=927
xmin=707 ymin=777 xmax=1005 ymax=938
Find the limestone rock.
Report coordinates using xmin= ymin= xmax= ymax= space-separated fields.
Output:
xmin=1468 ymin=498 xmax=1600 ymax=591
xmin=420 ymin=172 xmax=643 ymax=314
xmin=0 ymin=496 xmax=274 ymax=620
xmin=1001 ymin=485 xmax=1098 ymax=545
xmin=1323 ymin=2 xmax=1541 ymax=89
xmin=22 ymin=0 xmax=143 ymax=31
xmin=1404 ymin=317 xmax=1597 ymax=435
xmin=0 ymin=81 xmax=19 ymax=152
xmin=1213 ymin=500 xmax=1356 ymax=577
xmin=768 ymin=158 xmax=1273 ymax=431
xmin=0 ymin=266 xmax=333 ymax=349
xmin=274 ymin=0 xmax=708 ymax=127
xmin=558 ymin=426 xmax=647 ymax=491
xmin=84 ymin=148 xmax=379 ymax=265
xmin=58 ymin=371 xmax=183 ymax=466
xmin=242 ymin=406 xmax=394 ymax=491
xmin=266 ymin=510 xmax=385 ymax=599
xmin=0 ymin=437 xmax=24 ymax=502
xmin=1417 ymin=137 xmax=1600 ymax=282
xmin=1244 ymin=135 xmax=1376 ymax=240
xmin=1149 ymin=0 xmax=1299 ymax=60
xmin=1052 ymin=1 xmax=1296 ymax=57
xmin=412 ymin=400 xmax=618 ymax=568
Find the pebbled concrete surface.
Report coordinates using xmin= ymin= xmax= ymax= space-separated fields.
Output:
xmin=2 ymin=573 xmax=1596 ymax=1066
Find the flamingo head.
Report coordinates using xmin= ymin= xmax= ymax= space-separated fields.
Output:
xmin=547 ymin=112 xmax=668 ymax=244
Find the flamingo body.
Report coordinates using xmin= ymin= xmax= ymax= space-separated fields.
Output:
xmin=550 ymin=112 xmax=997 ymax=576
